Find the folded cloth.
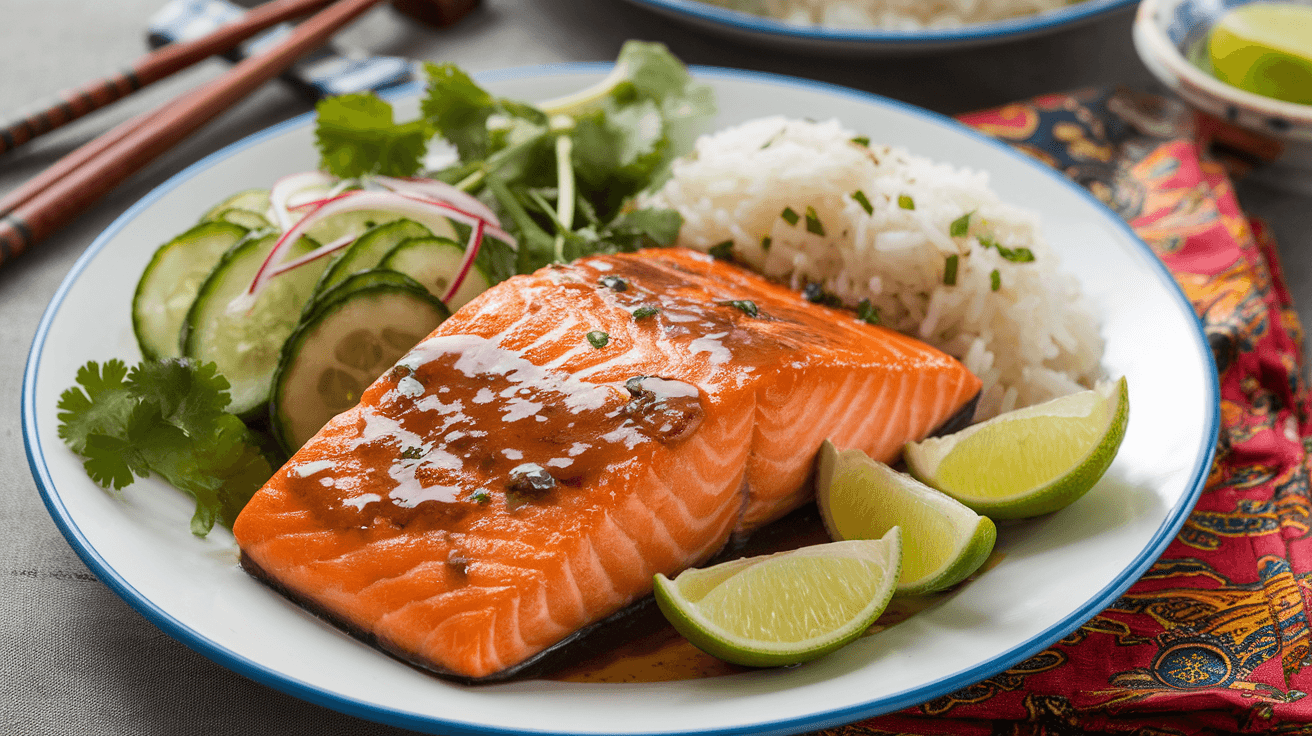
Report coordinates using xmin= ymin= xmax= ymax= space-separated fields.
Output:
xmin=816 ymin=89 xmax=1312 ymax=736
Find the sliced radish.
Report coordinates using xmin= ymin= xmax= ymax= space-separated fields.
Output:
xmin=265 ymin=232 xmax=357 ymax=279
xmin=443 ymin=219 xmax=485 ymax=304
xmin=269 ymin=171 xmax=339 ymax=230
xmin=372 ymin=175 xmax=502 ymax=227
xmin=246 ymin=189 xmax=517 ymax=300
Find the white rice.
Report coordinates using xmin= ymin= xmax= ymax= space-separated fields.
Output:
xmin=699 ymin=0 xmax=1074 ymax=30
xmin=639 ymin=116 xmax=1104 ymax=420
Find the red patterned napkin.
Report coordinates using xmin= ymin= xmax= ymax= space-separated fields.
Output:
xmin=820 ymin=89 xmax=1312 ymax=735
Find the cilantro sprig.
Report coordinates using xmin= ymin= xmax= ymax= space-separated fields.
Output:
xmin=311 ymin=42 xmax=708 ymax=277
xmin=57 ymin=359 xmax=274 ymax=537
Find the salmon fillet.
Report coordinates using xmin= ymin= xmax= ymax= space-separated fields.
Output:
xmin=232 ymin=247 xmax=981 ymax=681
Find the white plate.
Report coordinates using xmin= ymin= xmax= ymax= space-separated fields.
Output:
xmin=23 ymin=65 xmax=1217 ymax=736
xmin=619 ymin=0 xmax=1138 ymax=54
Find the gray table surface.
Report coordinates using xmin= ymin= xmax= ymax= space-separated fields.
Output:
xmin=2 ymin=1 xmax=1308 ymax=734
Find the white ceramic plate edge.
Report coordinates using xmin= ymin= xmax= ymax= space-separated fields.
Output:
xmin=22 ymin=63 xmax=1220 ymax=736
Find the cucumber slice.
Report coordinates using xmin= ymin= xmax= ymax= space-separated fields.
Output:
xmin=200 ymin=189 xmax=270 ymax=222
xmin=314 ymin=219 xmax=433 ymax=296
xmin=303 ymin=209 xmax=456 ymax=249
xmin=181 ymin=231 xmax=331 ymax=418
xmin=379 ymin=235 xmax=493 ymax=311
xmin=132 ymin=221 xmax=250 ymax=360
xmin=270 ymin=277 xmax=449 ymax=452
xmin=208 ymin=207 xmax=271 ymax=230
xmin=306 ymin=268 xmax=431 ymax=319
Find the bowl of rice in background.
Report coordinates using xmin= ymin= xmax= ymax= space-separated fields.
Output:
xmin=617 ymin=0 xmax=1139 ymax=54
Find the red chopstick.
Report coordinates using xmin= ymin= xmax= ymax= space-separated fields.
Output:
xmin=0 ymin=0 xmax=338 ymax=155
xmin=0 ymin=0 xmax=387 ymax=267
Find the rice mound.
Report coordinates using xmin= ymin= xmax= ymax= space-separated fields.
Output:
xmin=639 ymin=116 xmax=1104 ymax=420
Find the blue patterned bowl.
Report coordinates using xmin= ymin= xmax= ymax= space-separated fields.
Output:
xmin=1133 ymin=0 xmax=1312 ymax=191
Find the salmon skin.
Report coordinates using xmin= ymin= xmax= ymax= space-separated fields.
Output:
xmin=233 ymin=247 xmax=982 ymax=682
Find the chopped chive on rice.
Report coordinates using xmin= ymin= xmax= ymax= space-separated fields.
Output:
xmin=851 ymin=136 xmax=870 ymax=146
xmin=637 ymin=116 xmax=1103 ymax=421
xmin=781 ymin=207 xmax=800 ymax=226
xmin=805 ymin=206 xmax=825 ymax=236
xmin=586 ymin=330 xmax=610 ymax=349
xmin=761 ymin=235 xmax=772 ymax=251
xmin=979 ymin=236 xmax=1037 ymax=263
xmin=990 ymin=269 xmax=1001 ymax=291
xmin=852 ymin=190 xmax=874 ymax=215
xmin=949 ymin=212 xmax=971 ymax=237
xmin=898 ymin=194 xmax=915 ymax=210
xmin=708 ymin=240 xmax=734 ymax=259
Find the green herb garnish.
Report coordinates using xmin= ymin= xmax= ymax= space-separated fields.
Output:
xmin=414 ymin=41 xmax=708 ymax=272
xmin=708 ymin=240 xmax=735 ymax=260
xmin=718 ymin=300 xmax=759 ymax=317
xmin=978 ymin=236 xmax=1035 ymax=263
xmin=400 ymin=446 xmax=423 ymax=460
xmin=852 ymin=190 xmax=874 ymax=215
xmin=761 ymin=235 xmax=772 ymax=251
xmin=944 ymin=254 xmax=959 ymax=285
xmin=803 ymin=282 xmax=843 ymax=307
xmin=804 ymin=206 xmax=825 ymax=236
xmin=632 ymin=306 xmax=660 ymax=320
xmin=314 ymin=94 xmax=430 ymax=178
xmin=949 ymin=213 xmax=971 ymax=237
xmin=781 ymin=207 xmax=800 ymax=226
xmin=990 ymin=269 xmax=1001 ymax=291
xmin=856 ymin=299 xmax=880 ymax=325
xmin=898 ymin=194 xmax=915 ymax=210
xmin=851 ymin=136 xmax=870 ymax=146
xmin=314 ymin=42 xmax=708 ymax=274
xmin=56 ymin=359 xmax=273 ymax=537
xmin=471 ymin=490 xmax=491 ymax=504
xmin=587 ymin=330 xmax=610 ymax=348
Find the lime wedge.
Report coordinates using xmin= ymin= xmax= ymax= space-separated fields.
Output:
xmin=653 ymin=531 xmax=901 ymax=667
xmin=1208 ymin=3 xmax=1312 ymax=105
xmin=816 ymin=441 xmax=995 ymax=595
xmin=904 ymin=377 xmax=1129 ymax=519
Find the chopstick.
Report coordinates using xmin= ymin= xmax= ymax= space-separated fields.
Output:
xmin=0 ymin=0 xmax=387 ymax=267
xmin=0 ymin=0 xmax=338 ymax=155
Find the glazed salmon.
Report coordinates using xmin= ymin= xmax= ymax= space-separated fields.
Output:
xmin=232 ymin=247 xmax=981 ymax=681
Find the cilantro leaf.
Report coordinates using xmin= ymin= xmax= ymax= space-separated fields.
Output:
xmin=421 ymin=63 xmax=497 ymax=161
xmin=57 ymin=358 xmax=274 ymax=537
xmin=315 ymin=94 xmax=429 ymax=178
xmin=126 ymin=359 xmax=232 ymax=439
xmin=57 ymin=360 xmax=133 ymax=453
xmin=80 ymin=432 xmax=142 ymax=490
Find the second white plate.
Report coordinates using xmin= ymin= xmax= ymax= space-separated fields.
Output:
xmin=23 ymin=64 xmax=1217 ymax=736
xmin=619 ymin=0 xmax=1139 ymax=54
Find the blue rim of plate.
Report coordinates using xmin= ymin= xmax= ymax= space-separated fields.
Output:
xmin=22 ymin=62 xmax=1219 ymax=736
xmin=621 ymin=0 xmax=1139 ymax=46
